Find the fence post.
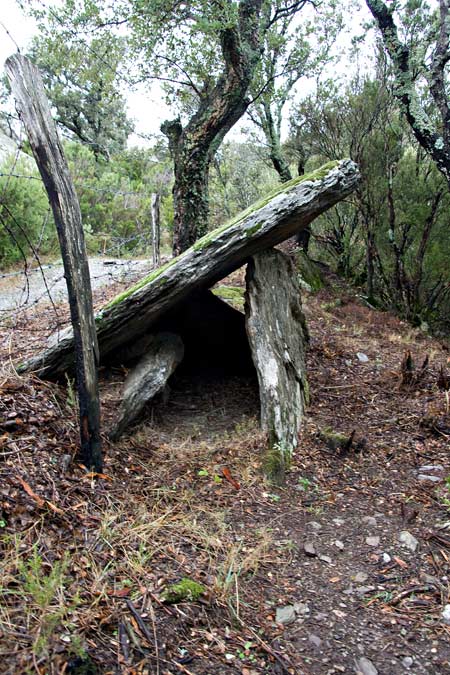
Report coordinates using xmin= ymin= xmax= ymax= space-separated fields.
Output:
xmin=6 ymin=53 xmax=103 ymax=471
xmin=151 ymin=193 xmax=161 ymax=267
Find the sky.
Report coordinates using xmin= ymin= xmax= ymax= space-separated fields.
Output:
xmin=0 ymin=0 xmax=171 ymax=145
xmin=0 ymin=0 xmax=374 ymax=147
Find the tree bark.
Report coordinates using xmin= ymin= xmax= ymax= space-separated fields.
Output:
xmin=366 ymin=0 xmax=450 ymax=189
xmin=162 ymin=0 xmax=263 ymax=256
xmin=6 ymin=54 xmax=102 ymax=471
xmin=245 ymin=248 xmax=308 ymax=485
xmin=17 ymin=159 xmax=360 ymax=380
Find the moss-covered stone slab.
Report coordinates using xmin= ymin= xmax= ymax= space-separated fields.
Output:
xmin=17 ymin=159 xmax=359 ymax=379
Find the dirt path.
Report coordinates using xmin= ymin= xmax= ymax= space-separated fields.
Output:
xmin=0 ymin=257 xmax=152 ymax=311
xmin=0 ymin=268 xmax=449 ymax=674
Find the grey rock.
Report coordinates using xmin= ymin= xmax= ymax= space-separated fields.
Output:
xmin=110 ymin=332 xmax=184 ymax=440
xmin=441 ymin=604 xmax=450 ymax=625
xmin=419 ymin=464 xmax=444 ymax=472
xmin=362 ymin=516 xmax=377 ymax=527
xmin=382 ymin=553 xmax=391 ymax=563
xmin=276 ymin=605 xmax=296 ymax=625
xmin=60 ymin=454 xmax=72 ymax=473
xmin=399 ymin=530 xmax=419 ymax=552
xmin=356 ymin=585 xmax=375 ymax=596
xmin=402 ymin=657 xmax=414 ymax=668
xmin=319 ymin=554 xmax=332 ymax=564
xmin=294 ymin=602 xmax=310 ymax=616
xmin=308 ymin=634 xmax=322 ymax=648
xmin=334 ymin=540 xmax=345 ymax=550
xmin=304 ymin=541 xmax=317 ymax=557
xmin=333 ymin=518 xmax=345 ymax=527
xmin=306 ymin=521 xmax=323 ymax=531
xmin=418 ymin=474 xmax=442 ymax=483
xmin=354 ymin=572 xmax=369 ymax=583
xmin=345 ymin=359 xmax=352 ymax=367
xmin=354 ymin=657 xmax=378 ymax=675
xmin=246 ymin=249 xmax=308 ymax=484
xmin=356 ymin=352 xmax=369 ymax=363
xmin=365 ymin=536 xmax=380 ymax=547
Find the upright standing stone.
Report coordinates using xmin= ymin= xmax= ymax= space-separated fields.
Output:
xmin=245 ymin=248 xmax=308 ymax=484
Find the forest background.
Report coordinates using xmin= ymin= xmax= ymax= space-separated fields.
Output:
xmin=0 ymin=0 xmax=449 ymax=336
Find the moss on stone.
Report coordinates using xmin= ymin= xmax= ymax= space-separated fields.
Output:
xmin=101 ymin=159 xmax=342 ymax=308
xmin=296 ymin=251 xmax=325 ymax=292
xmin=263 ymin=444 xmax=289 ymax=487
xmin=212 ymin=285 xmax=245 ymax=310
xmin=162 ymin=578 xmax=206 ymax=604
xmin=102 ymin=257 xmax=181 ymax=309
xmin=193 ymin=160 xmax=341 ymax=251
xmin=318 ymin=427 xmax=350 ymax=451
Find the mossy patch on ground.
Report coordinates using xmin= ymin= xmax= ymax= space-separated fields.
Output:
xmin=162 ymin=578 xmax=206 ymax=604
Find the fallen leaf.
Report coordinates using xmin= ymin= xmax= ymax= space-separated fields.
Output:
xmin=222 ymin=467 xmax=240 ymax=490
xmin=17 ymin=477 xmax=45 ymax=507
xmin=393 ymin=556 xmax=408 ymax=569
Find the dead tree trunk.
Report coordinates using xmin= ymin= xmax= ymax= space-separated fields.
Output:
xmin=6 ymin=54 xmax=102 ymax=472
xmin=151 ymin=193 xmax=161 ymax=267
xmin=17 ymin=160 xmax=360 ymax=380
xmin=245 ymin=249 xmax=309 ymax=485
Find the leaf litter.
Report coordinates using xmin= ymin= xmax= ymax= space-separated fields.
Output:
xmin=0 ymin=263 xmax=450 ymax=674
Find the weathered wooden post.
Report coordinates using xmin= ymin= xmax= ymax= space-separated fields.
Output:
xmin=151 ymin=193 xmax=161 ymax=267
xmin=6 ymin=54 xmax=103 ymax=471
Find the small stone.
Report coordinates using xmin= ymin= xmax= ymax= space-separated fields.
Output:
xmin=315 ymin=612 xmax=328 ymax=622
xmin=294 ymin=602 xmax=310 ymax=616
xmin=354 ymin=656 xmax=378 ymax=675
xmin=319 ymin=554 xmax=332 ymax=564
xmin=382 ymin=553 xmax=391 ymax=563
xmin=419 ymin=464 xmax=444 ymax=473
xmin=356 ymin=352 xmax=369 ymax=363
xmin=308 ymin=634 xmax=322 ymax=648
xmin=306 ymin=521 xmax=322 ymax=531
xmin=441 ymin=604 xmax=450 ymax=625
xmin=362 ymin=516 xmax=377 ymax=527
xmin=356 ymin=585 xmax=375 ymax=596
xmin=354 ymin=572 xmax=369 ymax=583
xmin=276 ymin=605 xmax=296 ymax=625
xmin=333 ymin=518 xmax=345 ymax=526
xmin=304 ymin=541 xmax=317 ymax=557
xmin=60 ymin=454 xmax=72 ymax=472
xmin=334 ymin=540 xmax=345 ymax=550
xmin=418 ymin=474 xmax=442 ymax=483
xmin=402 ymin=657 xmax=413 ymax=668
xmin=345 ymin=359 xmax=352 ymax=367
xmin=365 ymin=536 xmax=380 ymax=547
xmin=399 ymin=531 xmax=419 ymax=552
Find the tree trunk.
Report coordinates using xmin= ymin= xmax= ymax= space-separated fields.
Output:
xmin=17 ymin=160 xmax=360 ymax=380
xmin=162 ymin=0 xmax=263 ymax=256
xmin=366 ymin=0 xmax=450 ymax=189
xmin=6 ymin=54 xmax=102 ymax=471
xmin=245 ymin=248 xmax=309 ymax=485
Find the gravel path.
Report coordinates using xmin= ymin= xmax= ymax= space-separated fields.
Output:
xmin=0 ymin=258 xmax=152 ymax=312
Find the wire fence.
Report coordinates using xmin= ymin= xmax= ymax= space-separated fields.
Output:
xmin=0 ymin=123 xmax=162 ymax=327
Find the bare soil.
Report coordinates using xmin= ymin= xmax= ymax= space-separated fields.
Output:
xmin=1 ymin=262 xmax=450 ymax=675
